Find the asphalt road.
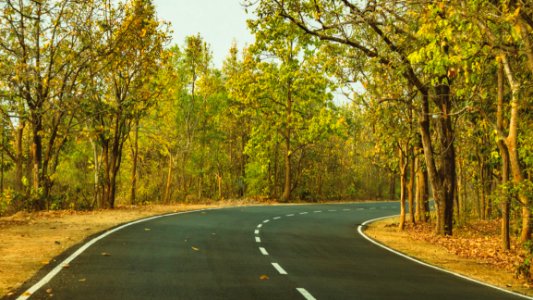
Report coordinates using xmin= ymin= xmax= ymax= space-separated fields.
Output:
xmin=14 ymin=203 xmax=530 ymax=300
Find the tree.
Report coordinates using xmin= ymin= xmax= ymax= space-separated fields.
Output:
xmin=0 ymin=0 xmax=99 ymax=208
xmin=84 ymin=0 xmax=169 ymax=208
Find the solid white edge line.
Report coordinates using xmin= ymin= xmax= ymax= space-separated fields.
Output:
xmin=357 ymin=215 xmax=533 ymax=300
xmin=259 ymin=247 xmax=269 ymax=255
xmin=272 ymin=262 xmax=288 ymax=275
xmin=255 ymin=236 xmax=261 ymax=243
xmin=16 ymin=208 xmax=209 ymax=300
xmin=297 ymin=288 xmax=317 ymax=300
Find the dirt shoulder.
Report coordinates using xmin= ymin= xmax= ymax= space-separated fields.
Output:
xmin=0 ymin=202 xmax=260 ymax=298
xmin=364 ymin=217 xmax=533 ymax=298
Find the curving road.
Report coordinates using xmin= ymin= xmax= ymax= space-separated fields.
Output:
xmin=13 ymin=203 xmax=530 ymax=300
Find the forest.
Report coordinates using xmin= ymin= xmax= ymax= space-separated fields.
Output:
xmin=0 ymin=0 xmax=531 ymax=250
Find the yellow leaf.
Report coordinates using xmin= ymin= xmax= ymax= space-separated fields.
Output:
xmin=191 ymin=246 xmax=200 ymax=251
xmin=259 ymin=274 xmax=269 ymax=280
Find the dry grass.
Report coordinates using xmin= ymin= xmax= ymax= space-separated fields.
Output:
xmin=0 ymin=200 xmax=268 ymax=298
xmin=364 ymin=217 xmax=533 ymax=297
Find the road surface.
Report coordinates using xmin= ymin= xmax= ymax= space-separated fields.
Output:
xmin=14 ymin=203 xmax=529 ymax=299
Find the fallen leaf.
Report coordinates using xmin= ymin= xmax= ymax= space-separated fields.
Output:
xmin=41 ymin=261 xmax=50 ymax=265
xmin=23 ymin=292 xmax=32 ymax=296
xmin=101 ymin=252 xmax=111 ymax=256
xmin=144 ymin=228 xmax=151 ymax=231
xmin=54 ymin=241 xmax=61 ymax=245
xmin=46 ymin=288 xmax=53 ymax=294
xmin=79 ymin=278 xmax=86 ymax=282
xmin=259 ymin=274 xmax=269 ymax=281
xmin=191 ymin=246 xmax=200 ymax=251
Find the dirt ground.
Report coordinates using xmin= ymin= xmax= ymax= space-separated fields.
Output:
xmin=364 ymin=217 xmax=533 ymax=297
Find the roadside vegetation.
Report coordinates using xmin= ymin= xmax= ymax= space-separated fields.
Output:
xmin=0 ymin=0 xmax=531 ymax=295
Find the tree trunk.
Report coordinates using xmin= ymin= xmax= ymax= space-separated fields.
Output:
xmin=399 ymin=147 xmax=407 ymax=230
xmin=281 ymin=80 xmax=293 ymax=202
xmin=89 ymin=137 xmax=101 ymax=209
xmin=497 ymin=60 xmax=510 ymax=250
xmin=501 ymin=54 xmax=531 ymax=243
xmin=418 ymin=88 xmax=455 ymax=236
xmin=30 ymin=116 xmax=45 ymax=210
xmin=408 ymin=148 xmax=416 ymax=224
xmin=130 ymin=119 xmax=139 ymax=205
xmin=14 ymin=120 xmax=25 ymax=194
xmin=415 ymin=153 xmax=430 ymax=223
xmin=164 ymin=153 xmax=173 ymax=204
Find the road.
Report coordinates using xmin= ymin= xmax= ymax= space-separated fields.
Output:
xmin=14 ymin=203 xmax=529 ymax=300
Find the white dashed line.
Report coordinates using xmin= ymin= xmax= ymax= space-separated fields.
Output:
xmin=257 ymin=224 xmax=263 ymax=228
xmin=357 ymin=208 xmax=364 ymax=211
xmin=286 ymin=214 xmax=294 ymax=217
xmin=273 ymin=216 xmax=281 ymax=220
xmin=255 ymin=236 xmax=261 ymax=243
xmin=297 ymin=288 xmax=317 ymax=300
xmin=313 ymin=210 xmax=322 ymax=213
xmin=328 ymin=209 xmax=337 ymax=212
xmin=263 ymin=219 xmax=270 ymax=223
xmin=259 ymin=247 xmax=269 ymax=255
xmin=300 ymin=212 xmax=308 ymax=215
xmin=254 ymin=229 xmax=260 ymax=235
xmin=343 ymin=209 xmax=351 ymax=211
xmin=272 ymin=263 xmax=288 ymax=275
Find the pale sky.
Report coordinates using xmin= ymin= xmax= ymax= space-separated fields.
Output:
xmin=152 ymin=0 xmax=255 ymax=68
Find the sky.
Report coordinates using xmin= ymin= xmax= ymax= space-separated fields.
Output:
xmin=152 ymin=0 xmax=255 ymax=68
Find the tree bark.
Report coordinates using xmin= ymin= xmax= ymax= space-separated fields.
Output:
xmin=281 ymin=79 xmax=293 ymax=202
xmin=408 ymin=148 xmax=416 ymax=224
xmin=418 ymin=88 xmax=455 ymax=236
xmin=399 ymin=147 xmax=407 ymax=230
xmin=130 ymin=119 xmax=139 ymax=205
xmin=164 ymin=153 xmax=173 ymax=204
xmin=497 ymin=59 xmax=511 ymax=250
xmin=501 ymin=54 xmax=530 ymax=243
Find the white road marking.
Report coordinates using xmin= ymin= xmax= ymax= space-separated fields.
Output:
xmin=286 ymin=214 xmax=294 ymax=217
xmin=15 ymin=208 xmax=210 ymax=300
xmin=343 ymin=208 xmax=351 ymax=211
xmin=257 ymin=224 xmax=263 ymax=228
xmin=259 ymin=247 xmax=269 ymax=255
xmin=313 ymin=210 xmax=322 ymax=213
xmin=273 ymin=216 xmax=281 ymax=220
xmin=272 ymin=263 xmax=288 ymax=275
xmin=255 ymin=236 xmax=261 ymax=243
xmin=328 ymin=209 xmax=337 ymax=212
xmin=263 ymin=219 xmax=270 ymax=223
xmin=297 ymin=288 xmax=317 ymax=300
xmin=299 ymin=212 xmax=308 ymax=215
xmin=254 ymin=229 xmax=260 ymax=235
xmin=357 ymin=208 xmax=364 ymax=211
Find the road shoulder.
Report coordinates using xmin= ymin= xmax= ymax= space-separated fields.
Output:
xmin=362 ymin=216 xmax=533 ymax=298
